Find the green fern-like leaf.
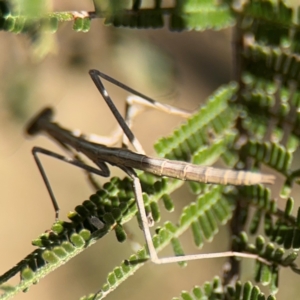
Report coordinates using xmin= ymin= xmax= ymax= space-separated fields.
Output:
xmin=4 ymin=1 xmax=300 ymax=299
xmin=0 ymin=83 xmax=244 ymax=299
xmin=174 ymin=276 xmax=276 ymax=300
xmin=1 ymin=0 xmax=235 ymax=35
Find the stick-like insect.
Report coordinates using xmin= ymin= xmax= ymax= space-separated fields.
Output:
xmin=26 ymin=69 xmax=275 ymax=264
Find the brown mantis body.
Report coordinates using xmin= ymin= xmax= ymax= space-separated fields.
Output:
xmin=28 ymin=107 xmax=274 ymax=187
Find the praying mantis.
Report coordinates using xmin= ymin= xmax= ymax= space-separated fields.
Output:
xmin=26 ymin=69 xmax=275 ymax=265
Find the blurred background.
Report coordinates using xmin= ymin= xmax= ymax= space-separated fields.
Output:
xmin=0 ymin=1 xmax=299 ymax=300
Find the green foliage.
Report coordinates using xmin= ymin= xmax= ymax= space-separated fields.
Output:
xmin=3 ymin=0 xmax=300 ymax=299
xmin=0 ymin=0 xmax=234 ymax=53
xmin=173 ymin=277 xmax=276 ymax=300
xmin=96 ymin=0 xmax=234 ymax=30
xmin=0 ymin=0 xmax=235 ymax=59
xmin=0 ymin=83 xmax=240 ymax=299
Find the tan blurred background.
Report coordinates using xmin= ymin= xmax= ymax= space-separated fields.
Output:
xmin=0 ymin=1 xmax=299 ymax=300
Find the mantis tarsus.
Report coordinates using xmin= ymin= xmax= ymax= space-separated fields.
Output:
xmin=26 ymin=69 xmax=275 ymax=264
